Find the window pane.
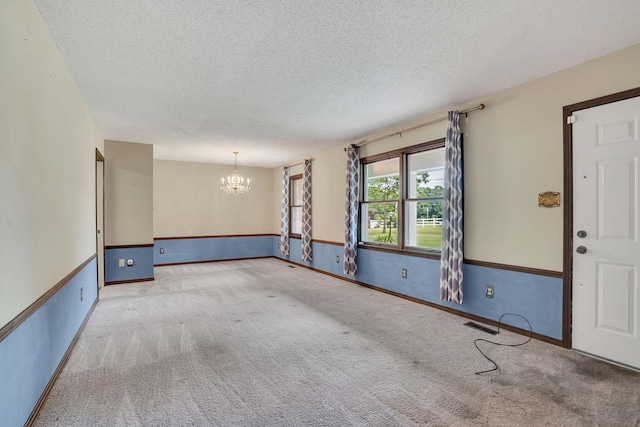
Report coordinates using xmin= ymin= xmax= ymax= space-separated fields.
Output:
xmin=361 ymin=202 xmax=398 ymax=244
xmin=292 ymin=178 xmax=303 ymax=206
xmin=291 ymin=206 xmax=302 ymax=234
xmin=407 ymin=149 xmax=445 ymax=199
xmin=405 ymin=200 xmax=443 ymax=249
xmin=364 ymin=158 xmax=399 ymax=202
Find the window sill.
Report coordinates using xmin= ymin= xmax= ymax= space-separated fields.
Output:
xmin=357 ymin=243 xmax=441 ymax=260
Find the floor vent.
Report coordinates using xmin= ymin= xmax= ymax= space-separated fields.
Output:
xmin=464 ymin=321 xmax=498 ymax=335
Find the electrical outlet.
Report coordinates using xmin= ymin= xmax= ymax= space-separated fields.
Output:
xmin=160 ymin=248 xmax=164 ymax=254
xmin=336 ymin=256 xmax=340 ymax=263
xmin=80 ymin=287 xmax=83 ymax=301
xmin=401 ymin=268 xmax=407 ymax=279
xmin=485 ymin=285 xmax=494 ymax=298
xmin=118 ymin=259 xmax=125 ymax=268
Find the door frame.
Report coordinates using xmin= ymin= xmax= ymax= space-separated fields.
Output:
xmin=562 ymin=86 xmax=640 ymax=348
xmin=96 ymin=148 xmax=105 ymax=292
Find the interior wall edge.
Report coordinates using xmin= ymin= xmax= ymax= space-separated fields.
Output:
xmin=274 ymin=256 xmax=562 ymax=347
xmin=0 ymin=254 xmax=96 ymax=341
xmin=280 ymin=237 xmax=564 ymax=278
xmin=0 ymin=257 xmax=98 ymax=427
xmin=105 ymin=277 xmax=155 ymax=286
xmin=276 ymin=256 xmax=562 ymax=346
xmin=275 ymin=237 xmax=563 ymax=340
xmin=24 ymin=297 xmax=98 ymax=427
xmin=155 ymin=256 xmax=273 ymax=268
xmin=153 ymin=235 xmax=273 ymax=266
xmin=104 ymin=246 xmax=154 ymax=283
xmin=105 ymin=244 xmax=154 ymax=249
xmin=154 ymin=234 xmax=276 ymax=240
xmin=462 ymin=259 xmax=563 ymax=278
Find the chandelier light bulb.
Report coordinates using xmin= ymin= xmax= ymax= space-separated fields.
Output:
xmin=220 ymin=152 xmax=251 ymax=195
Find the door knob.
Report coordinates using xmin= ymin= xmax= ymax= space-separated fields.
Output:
xmin=577 ymin=230 xmax=587 ymax=238
xmin=576 ymin=246 xmax=587 ymax=254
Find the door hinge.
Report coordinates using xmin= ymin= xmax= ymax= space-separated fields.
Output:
xmin=567 ymin=115 xmax=576 ymax=124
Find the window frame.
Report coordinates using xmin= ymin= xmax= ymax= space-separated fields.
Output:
xmin=361 ymin=153 xmax=401 ymax=248
xmin=359 ymin=138 xmax=446 ymax=259
xmin=289 ymin=174 xmax=303 ymax=238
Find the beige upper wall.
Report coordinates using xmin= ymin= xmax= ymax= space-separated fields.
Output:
xmin=105 ymin=140 xmax=153 ymax=245
xmin=274 ymin=43 xmax=640 ymax=272
xmin=271 ymin=120 xmax=449 ymax=241
xmin=462 ymin=43 xmax=640 ymax=271
xmin=0 ymin=0 xmax=103 ymax=327
xmin=154 ymin=159 xmax=274 ymax=237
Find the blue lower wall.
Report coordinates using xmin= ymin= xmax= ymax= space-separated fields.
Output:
xmin=0 ymin=238 xmax=562 ymax=426
xmin=276 ymin=237 xmax=563 ymax=340
xmin=0 ymin=258 xmax=98 ymax=427
xmin=275 ymin=237 xmax=348 ymax=278
xmin=154 ymin=235 xmax=274 ymax=265
xmin=149 ymin=234 xmax=562 ymax=340
xmin=105 ymin=246 xmax=154 ymax=283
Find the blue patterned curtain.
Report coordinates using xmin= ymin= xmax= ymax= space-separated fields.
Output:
xmin=344 ymin=145 xmax=360 ymax=275
xmin=280 ymin=167 xmax=290 ymax=256
xmin=440 ymin=111 xmax=464 ymax=304
xmin=301 ymin=159 xmax=312 ymax=261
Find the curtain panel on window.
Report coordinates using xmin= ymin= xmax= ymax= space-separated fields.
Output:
xmin=440 ymin=111 xmax=463 ymax=303
xmin=280 ymin=166 xmax=290 ymax=256
xmin=301 ymin=159 xmax=312 ymax=261
xmin=344 ymin=145 xmax=360 ymax=275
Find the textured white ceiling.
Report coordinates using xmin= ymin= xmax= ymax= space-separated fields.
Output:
xmin=33 ymin=0 xmax=640 ymax=167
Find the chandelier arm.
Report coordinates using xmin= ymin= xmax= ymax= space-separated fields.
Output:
xmin=221 ymin=151 xmax=250 ymax=194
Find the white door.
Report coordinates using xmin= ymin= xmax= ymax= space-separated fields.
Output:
xmin=97 ymin=158 xmax=105 ymax=290
xmin=572 ymin=96 xmax=640 ymax=370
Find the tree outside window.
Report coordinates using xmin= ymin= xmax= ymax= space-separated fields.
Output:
xmin=362 ymin=158 xmax=399 ymax=244
xmin=360 ymin=139 xmax=445 ymax=252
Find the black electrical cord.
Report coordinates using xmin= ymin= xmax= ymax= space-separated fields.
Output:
xmin=474 ymin=313 xmax=533 ymax=375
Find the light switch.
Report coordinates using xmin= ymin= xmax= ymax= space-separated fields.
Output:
xmin=118 ymin=259 xmax=125 ymax=268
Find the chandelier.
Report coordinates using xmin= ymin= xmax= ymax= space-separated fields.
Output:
xmin=221 ymin=152 xmax=250 ymax=195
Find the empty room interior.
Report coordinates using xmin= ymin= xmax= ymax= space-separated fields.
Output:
xmin=2 ymin=0 xmax=640 ymax=425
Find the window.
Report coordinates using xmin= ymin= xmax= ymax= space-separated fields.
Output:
xmin=360 ymin=139 xmax=445 ymax=254
xmin=290 ymin=174 xmax=303 ymax=236
xmin=361 ymin=158 xmax=399 ymax=244
xmin=404 ymin=148 xmax=445 ymax=249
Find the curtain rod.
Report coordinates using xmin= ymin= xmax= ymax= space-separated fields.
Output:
xmin=344 ymin=104 xmax=485 ymax=151
xmin=285 ymin=158 xmax=314 ymax=168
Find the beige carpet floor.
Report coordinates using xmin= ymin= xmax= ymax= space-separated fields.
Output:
xmin=35 ymin=259 xmax=640 ymax=426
